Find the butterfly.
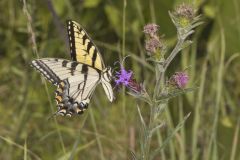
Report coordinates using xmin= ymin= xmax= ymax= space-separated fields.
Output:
xmin=31 ymin=20 xmax=114 ymax=117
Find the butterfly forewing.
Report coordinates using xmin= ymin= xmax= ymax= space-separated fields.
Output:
xmin=66 ymin=20 xmax=105 ymax=71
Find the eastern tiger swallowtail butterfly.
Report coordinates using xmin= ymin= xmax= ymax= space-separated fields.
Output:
xmin=31 ymin=20 xmax=114 ymax=117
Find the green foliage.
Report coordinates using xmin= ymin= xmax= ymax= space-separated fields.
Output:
xmin=104 ymin=4 xmax=122 ymax=36
xmin=83 ymin=0 xmax=101 ymax=8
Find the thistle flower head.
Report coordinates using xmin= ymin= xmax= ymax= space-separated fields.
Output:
xmin=175 ymin=3 xmax=195 ymax=20
xmin=173 ymin=3 xmax=195 ymax=28
xmin=143 ymin=23 xmax=166 ymax=60
xmin=145 ymin=37 xmax=162 ymax=55
xmin=143 ymin=23 xmax=159 ymax=37
xmin=114 ymin=57 xmax=144 ymax=95
xmin=170 ymin=72 xmax=189 ymax=88
xmin=115 ymin=66 xmax=133 ymax=86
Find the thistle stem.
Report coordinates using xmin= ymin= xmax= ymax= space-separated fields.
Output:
xmin=142 ymin=35 xmax=186 ymax=160
xmin=164 ymin=38 xmax=184 ymax=70
xmin=142 ymin=63 xmax=165 ymax=160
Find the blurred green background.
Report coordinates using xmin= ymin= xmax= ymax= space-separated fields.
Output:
xmin=0 ymin=0 xmax=240 ymax=159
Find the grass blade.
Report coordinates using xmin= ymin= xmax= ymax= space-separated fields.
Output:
xmin=24 ymin=139 xmax=27 ymax=160
xmin=230 ymin=119 xmax=240 ymax=160
xmin=150 ymin=113 xmax=191 ymax=159
xmin=0 ymin=136 xmax=41 ymax=160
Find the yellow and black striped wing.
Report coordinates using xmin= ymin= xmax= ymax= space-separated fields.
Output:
xmin=67 ymin=20 xmax=105 ymax=71
xmin=31 ymin=58 xmax=101 ymax=116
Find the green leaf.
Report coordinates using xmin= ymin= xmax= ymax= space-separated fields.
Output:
xmin=156 ymin=87 xmax=199 ymax=103
xmin=150 ymin=113 xmax=191 ymax=159
xmin=104 ymin=5 xmax=122 ymax=36
xmin=58 ymin=140 xmax=96 ymax=160
xmin=0 ymin=136 xmax=41 ymax=160
xmin=150 ymin=123 xmax=165 ymax=135
xmin=203 ymin=5 xmax=216 ymax=18
xmin=11 ymin=66 xmax=24 ymax=77
xmin=137 ymin=105 xmax=146 ymax=130
xmin=83 ymin=0 xmax=101 ymax=8
xmin=52 ymin=0 xmax=67 ymax=15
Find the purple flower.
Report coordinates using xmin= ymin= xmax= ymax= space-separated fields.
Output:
xmin=171 ymin=72 xmax=189 ymax=88
xmin=115 ymin=66 xmax=133 ymax=86
xmin=114 ymin=63 xmax=144 ymax=94
xmin=143 ymin=23 xmax=159 ymax=36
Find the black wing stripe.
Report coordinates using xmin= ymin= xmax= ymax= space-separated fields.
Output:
xmin=82 ymin=34 xmax=87 ymax=46
xmin=81 ymin=64 xmax=89 ymax=73
xmin=80 ymin=65 xmax=88 ymax=99
xmin=70 ymin=61 xmax=78 ymax=75
xmin=92 ymin=49 xmax=97 ymax=67
xmin=86 ymin=41 xmax=92 ymax=53
xmin=39 ymin=60 xmax=61 ymax=83
xmin=32 ymin=60 xmax=61 ymax=84
xmin=62 ymin=60 xmax=68 ymax=67
xmin=67 ymin=20 xmax=77 ymax=61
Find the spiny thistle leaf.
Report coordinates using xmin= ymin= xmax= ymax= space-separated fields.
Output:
xmin=156 ymin=87 xmax=199 ymax=103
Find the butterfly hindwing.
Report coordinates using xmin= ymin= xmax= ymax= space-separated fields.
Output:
xmin=31 ymin=58 xmax=101 ymax=116
xmin=55 ymin=75 xmax=100 ymax=116
xmin=66 ymin=20 xmax=105 ymax=71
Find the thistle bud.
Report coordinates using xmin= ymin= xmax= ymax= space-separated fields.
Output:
xmin=174 ymin=3 xmax=195 ymax=28
xmin=143 ymin=24 xmax=160 ymax=37
xmin=145 ymin=37 xmax=162 ymax=55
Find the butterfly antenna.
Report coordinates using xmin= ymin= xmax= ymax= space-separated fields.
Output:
xmin=121 ymin=55 xmax=131 ymax=65
xmin=113 ymin=60 xmax=120 ymax=66
xmin=113 ymin=55 xmax=131 ymax=67
xmin=113 ymin=55 xmax=132 ymax=73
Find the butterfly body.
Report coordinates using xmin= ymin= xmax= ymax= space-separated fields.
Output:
xmin=31 ymin=20 xmax=113 ymax=116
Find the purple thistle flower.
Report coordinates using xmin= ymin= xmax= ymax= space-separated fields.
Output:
xmin=143 ymin=23 xmax=159 ymax=36
xmin=114 ymin=61 xmax=144 ymax=94
xmin=174 ymin=3 xmax=195 ymax=20
xmin=172 ymin=72 xmax=189 ymax=88
xmin=115 ymin=66 xmax=133 ymax=86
